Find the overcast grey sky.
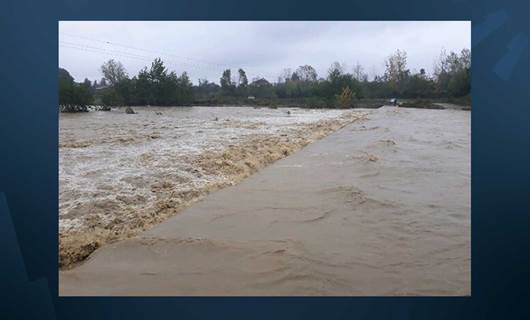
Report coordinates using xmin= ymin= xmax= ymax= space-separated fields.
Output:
xmin=59 ymin=21 xmax=470 ymax=84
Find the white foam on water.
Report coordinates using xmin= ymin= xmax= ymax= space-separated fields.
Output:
xmin=59 ymin=106 xmax=353 ymax=234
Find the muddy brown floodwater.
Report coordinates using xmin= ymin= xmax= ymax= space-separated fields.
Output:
xmin=59 ymin=106 xmax=470 ymax=296
xmin=59 ymin=106 xmax=365 ymax=268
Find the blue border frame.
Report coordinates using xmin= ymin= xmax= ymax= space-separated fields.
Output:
xmin=2 ymin=0 xmax=530 ymax=319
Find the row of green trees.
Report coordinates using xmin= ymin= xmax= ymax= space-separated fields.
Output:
xmin=366 ymin=48 xmax=470 ymax=99
xmin=193 ymin=63 xmax=365 ymax=102
xmin=59 ymin=48 xmax=470 ymax=109
xmin=98 ymin=58 xmax=193 ymax=106
xmin=58 ymin=68 xmax=93 ymax=111
xmin=195 ymin=48 xmax=470 ymax=106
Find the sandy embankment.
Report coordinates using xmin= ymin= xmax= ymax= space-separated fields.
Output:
xmin=59 ymin=109 xmax=366 ymax=268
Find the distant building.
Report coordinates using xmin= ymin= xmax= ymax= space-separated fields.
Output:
xmin=248 ymin=96 xmax=256 ymax=100
xmin=94 ymin=85 xmax=110 ymax=91
xmin=251 ymin=78 xmax=271 ymax=87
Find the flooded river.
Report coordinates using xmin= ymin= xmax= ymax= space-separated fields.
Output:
xmin=59 ymin=106 xmax=363 ymax=267
xmin=60 ymin=106 xmax=470 ymax=295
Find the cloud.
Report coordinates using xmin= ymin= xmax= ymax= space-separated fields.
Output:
xmin=59 ymin=21 xmax=470 ymax=83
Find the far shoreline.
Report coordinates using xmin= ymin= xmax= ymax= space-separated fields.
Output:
xmin=59 ymin=97 xmax=471 ymax=115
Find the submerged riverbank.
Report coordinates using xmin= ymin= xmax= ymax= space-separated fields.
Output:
xmin=59 ymin=106 xmax=366 ymax=268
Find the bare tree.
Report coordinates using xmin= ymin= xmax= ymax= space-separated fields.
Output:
xmin=100 ymin=59 xmax=128 ymax=86
xmin=278 ymin=68 xmax=292 ymax=83
xmin=384 ymin=49 xmax=409 ymax=94
xmin=352 ymin=62 xmax=368 ymax=81
xmin=295 ymin=65 xmax=318 ymax=82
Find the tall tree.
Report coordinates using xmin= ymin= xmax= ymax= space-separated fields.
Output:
xmin=100 ymin=59 xmax=128 ymax=86
xmin=176 ymin=72 xmax=194 ymax=104
xmin=220 ymin=69 xmax=235 ymax=95
xmin=278 ymin=68 xmax=292 ymax=83
xmin=238 ymin=68 xmax=248 ymax=87
xmin=295 ymin=65 xmax=318 ymax=82
xmin=327 ymin=62 xmax=345 ymax=81
xmin=149 ymin=58 xmax=167 ymax=83
xmin=82 ymin=78 xmax=92 ymax=88
xmin=151 ymin=58 xmax=172 ymax=105
xmin=433 ymin=48 xmax=471 ymax=97
xmin=352 ymin=62 xmax=367 ymax=82
xmin=290 ymin=72 xmax=300 ymax=82
xmin=384 ymin=49 xmax=409 ymax=96
xmin=58 ymin=68 xmax=93 ymax=111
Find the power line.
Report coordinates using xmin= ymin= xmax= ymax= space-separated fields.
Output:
xmin=60 ymin=32 xmax=230 ymax=69
xmin=59 ymin=32 xmax=281 ymax=81
xmin=61 ymin=41 xmax=155 ymax=61
xmin=59 ymin=41 xmax=222 ymax=79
